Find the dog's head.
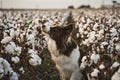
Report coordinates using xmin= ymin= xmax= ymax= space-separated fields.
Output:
xmin=41 ymin=12 xmax=75 ymax=49
xmin=41 ymin=23 xmax=74 ymax=48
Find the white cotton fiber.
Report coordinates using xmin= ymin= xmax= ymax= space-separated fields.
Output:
xmin=111 ymin=68 xmax=120 ymax=80
xmin=91 ymin=68 xmax=100 ymax=77
xmin=29 ymin=53 xmax=42 ymax=66
xmin=1 ymin=36 xmax=12 ymax=44
xmin=90 ymin=52 xmax=100 ymax=64
xmin=11 ymin=56 xmax=20 ymax=64
xmin=5 ymin=44 xmax=14 ymax=54
xmin=110 ymin=27 xmax=118 ymax=37
xmin=10 ymin=72 xmax=18 ymax=80
xmin=111 ymin=61 xmax=120 ymax=68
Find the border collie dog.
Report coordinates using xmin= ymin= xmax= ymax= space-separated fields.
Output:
xmin=41 ymin=12 xmax=88 ymax=80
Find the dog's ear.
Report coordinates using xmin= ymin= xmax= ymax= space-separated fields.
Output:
xmin=64 ymin=23 xmax=74 ymax=34
xmin=62 ymin=11 xmax=75 ymax=25
xmin=62 ymin=11 xmax=75 ymax=34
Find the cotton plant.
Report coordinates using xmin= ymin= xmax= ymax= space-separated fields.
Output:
xmin=0 ymin=58 xmax=18 ymax=80
xmin=28 ymin=49 xmax=42 ymax=66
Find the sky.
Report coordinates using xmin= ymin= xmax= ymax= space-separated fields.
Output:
xmin=1 ymin=0 xmax=119 ymax=9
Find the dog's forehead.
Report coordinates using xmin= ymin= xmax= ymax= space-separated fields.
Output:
xmin=50 ymin=26 xmax=63 ymax=30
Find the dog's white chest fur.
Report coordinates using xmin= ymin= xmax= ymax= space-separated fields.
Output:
xmin=47 ymin=38 xmax=80 ymax=79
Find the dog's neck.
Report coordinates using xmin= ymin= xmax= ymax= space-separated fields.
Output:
xmin=47 ymin=36 xmax=77 ymax=57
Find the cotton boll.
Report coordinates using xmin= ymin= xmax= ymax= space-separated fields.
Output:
xmin=93 ymin=23 xmax=99 ymax=31
xmin=81 ymin=17 xmax=86 ymax=23
xmin=83 ymin=24 xmax=88 ymax=29
xmin=4 ymin=67 xmax=13 ymax=75
xmin=1 ymin=36 xmax=12 ymax=44
xmin=84 ymin=31 xmax=88 ymax=35
xmin=80 ymin=56 xmax=87 ymax=69
xmin=10 ymin=72 xmax=18 ymax=80
xmin=15 ymin=47 xmax=22 ymax=56
xmin=10 ymin=29 xmax=15 ymax=38
xmin=29 ymin=53 xmax=42 ymax=66
xmin=88 ymin=36 xmax=96 ymax=43
xmin=118 ymin=68 xmax=120 ymax=73
xmin=80 ymin=63 xmax=87 ymax=69
xmin=27 ymin=34 xmax=35 ymax=43
xmin=0 ymin=58 xmax=4 ymax=63
xmin=28 ymin=49 xmax=37 ymax=54
xmin=0 ymin=64 xmax=3 ymax=70
xmin=88 ymin=31 xmax=96 ymax=43
xmin=79 ymin=27 xmax=84 ymax=34
xmin=3 ymin=32 xmax=9 ymax=38
xmin=101 ymin=42 xmax=108 ymax=46
xmin=111 ymin=61 xmax=120 ymax=68
xmin=5 ymin=44 xmax=15 ymax=54
xmin=87 ymin=18 xmax=92 ymax=24
xmin=19 ymin=67 xmax=25 ymax=74
xmin=0 ymin=63 xmax=4 ymax=78
xmin=110 ymin=27 xmax=118 ymax=37
xmin=90 ymin=52 xmax=100 ymax=64
xmin=28 ymin=49 xmax=42 ymax=66
xmin=99 ymin=63 xmax=105 ymax=70
xmin=91 ymin=68 xmax=100 ymax=77
xmin=4 ymin=25 xmax=9 ymax=29
xmin=10 ymin=42 xmax=16 ymax=49
xmin=100 ymin=45 xmax=104 ymax=49
xmin=2 ymin=59 xmax=13 ymax=75
xmin=0 ymin=63 xmax=4 ymax=77
xmin=115 ymin=43 xmax=120 ymax=55
xmin=82 ymin=39 xmax=89 ymax=46
xmin=11 ymin=56 xmax=20 ymax=64
xmin=2 ymin=59 xmax=11 ymax=68
xmin=14 ymin=30 xmax=19 ymax=37
xmin=99 ymin=29 xmax=104 ymax=35
xmin=0 ymin=70 xmax=4 ymax=79
xmin=76 ymin=33 xmax=80 ymax=38
xmin=111 ymin=68 xmax=120 ymax=80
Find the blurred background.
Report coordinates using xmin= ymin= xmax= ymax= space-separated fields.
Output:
xmin=0 ymin=0 xmax=120 ymax=9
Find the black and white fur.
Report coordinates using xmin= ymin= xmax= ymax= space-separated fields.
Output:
xmin=41 ymin=12 xmax=88 ymax=80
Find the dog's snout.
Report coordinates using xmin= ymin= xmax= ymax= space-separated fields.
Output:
xmin=42 ymin=25 xmax=46 ymax=28
xmin=41 ymin=24 xmax=51 ymax=32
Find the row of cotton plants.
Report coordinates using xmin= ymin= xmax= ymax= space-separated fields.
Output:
xmin=0 ymin=9 xmax=120 ymax=80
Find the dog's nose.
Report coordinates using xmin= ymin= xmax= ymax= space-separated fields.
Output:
xmin=42 ymin=25 xmax=46 ymax=28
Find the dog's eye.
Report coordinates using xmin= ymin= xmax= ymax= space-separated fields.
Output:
xmin=51 ymin=27 xmax=59 ymax=32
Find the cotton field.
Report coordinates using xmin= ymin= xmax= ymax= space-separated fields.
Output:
xmin=0 ymin=9 xmax=120 ymax=80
